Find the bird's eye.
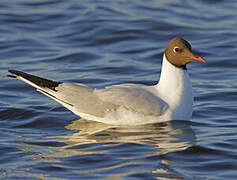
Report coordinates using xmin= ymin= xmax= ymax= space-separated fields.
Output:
xmin=173 ymin=46 xmax=181 ymax=53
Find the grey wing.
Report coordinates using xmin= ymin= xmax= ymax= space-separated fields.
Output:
xmin=8 ymin=70 xmax=116 ymax=117
xmin=53 ymin=84 xmax=168 ymax=117
xmin=8 ymin=70 xmax=167 ymax=117
xmin=52 ymin=83 xmax=117 ymax=117
xmin=95 ymin=85 xmax=168 ymax=116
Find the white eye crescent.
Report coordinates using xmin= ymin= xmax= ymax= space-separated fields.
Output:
xmin=173 ymin=46 xmax=181 ymax=53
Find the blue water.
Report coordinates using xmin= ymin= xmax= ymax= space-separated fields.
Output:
xmin=1 ymin=0 xmax=237 ymax=179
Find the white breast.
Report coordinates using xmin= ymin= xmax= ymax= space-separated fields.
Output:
xmin=156 ymin=54 xmax=193 ymax=120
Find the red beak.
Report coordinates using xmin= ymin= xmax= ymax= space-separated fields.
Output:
xmin=190 ymin=55 xmax=205 ymax=63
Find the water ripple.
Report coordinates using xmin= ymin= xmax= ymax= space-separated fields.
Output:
xmin=1 ymin=0 xmax=237 ymax=179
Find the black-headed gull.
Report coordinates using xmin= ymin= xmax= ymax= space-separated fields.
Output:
xmin=8 ymin=37 xmax=205 ymax=125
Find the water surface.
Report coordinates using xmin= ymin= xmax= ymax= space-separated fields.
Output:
xmin=1 ymin=0 xmax=237 ymax=179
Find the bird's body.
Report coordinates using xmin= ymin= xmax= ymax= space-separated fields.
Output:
xmin=8 ymin=37 xmax=205 ymax=125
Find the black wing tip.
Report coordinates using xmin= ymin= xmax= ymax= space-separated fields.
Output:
xmin=8 ymin=69 xmax=62 ymax=91
xmin=8 ymin=69 xmax=20 ymax=78
xmin=8 ymin=69 xmax=29 ymax=79
xmin=8 ymin=69 xmax=16 ymax=73
xmin=8 ymin=69 xmax=18 ymax=74
xmin=7 ymin=74 xmax=17 ymax=78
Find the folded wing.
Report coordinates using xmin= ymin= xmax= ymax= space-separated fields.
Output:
xmin=8 ymin=70 xmax=167 ymax=119
xmin=96 ymin=84 xmax=167 ymax=116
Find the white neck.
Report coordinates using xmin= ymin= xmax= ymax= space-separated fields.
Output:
xmin=156 ymin=54 xmax=193 ymax=119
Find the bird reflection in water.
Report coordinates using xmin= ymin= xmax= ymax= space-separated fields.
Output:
xmin=37 ymin=119 xmax=196 ymax=179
